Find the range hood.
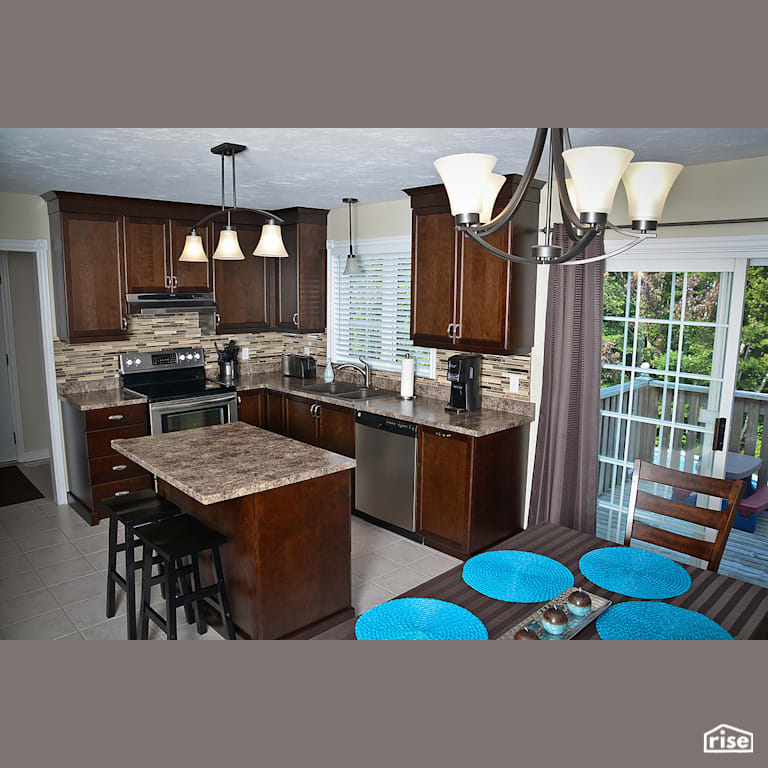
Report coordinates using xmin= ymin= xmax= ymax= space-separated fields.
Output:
xmin=126 ymin=293 xmax=217 ymax=335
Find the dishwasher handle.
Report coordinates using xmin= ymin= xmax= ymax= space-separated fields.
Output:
xmin=355 ymin=410 xmax=417 ymax=438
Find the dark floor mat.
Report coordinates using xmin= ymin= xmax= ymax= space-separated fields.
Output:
xmin=0 ymin=465 xmax=45 ymax=507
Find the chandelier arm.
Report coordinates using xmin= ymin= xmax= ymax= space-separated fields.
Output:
xmin=559 ymin=199 xmax=580 ymax=243
xmin=550 ymin=226 xmax=599 ymax=263
xmin=470 ymin=128 xmax=549 ymax=238
xmin=558 ymin=232 xmax=656 ymax=266
xmin=461 ymin=226 xmax=540 ymax=264
xmin=551 ymin=128 xmax=585 ymax=230
xmin=188 ymin=206 xmax=285 ymax=232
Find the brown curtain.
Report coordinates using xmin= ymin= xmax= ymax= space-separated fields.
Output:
xmin=529 ymin=225 xmax=605 ymax=533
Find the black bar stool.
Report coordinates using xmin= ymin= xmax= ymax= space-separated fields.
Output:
xmin=101 ymin=489 xmax=184 ymax=640
xmin=136 ymin=515 xmax=236 ymax=640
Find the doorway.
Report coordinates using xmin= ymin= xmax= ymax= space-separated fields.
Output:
xmin=596 ymin=236 xmax=768 ymax=585
xmin=0 ymin=240 xmax=66 ymax=505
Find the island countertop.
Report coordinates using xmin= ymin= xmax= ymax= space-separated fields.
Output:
xmin=112 ymin=422 xmax=356 ymax=505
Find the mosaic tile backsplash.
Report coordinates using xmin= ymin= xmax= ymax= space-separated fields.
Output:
xmin=55 ymin=313 xmax=531 ymax=407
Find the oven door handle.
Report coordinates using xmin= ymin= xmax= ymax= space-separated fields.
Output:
xmin=149 ymin=394 xmax=237 ymax=413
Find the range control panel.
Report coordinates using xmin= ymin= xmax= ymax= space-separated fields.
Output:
xmin=118 ymin=347 xmax=205 ymax=374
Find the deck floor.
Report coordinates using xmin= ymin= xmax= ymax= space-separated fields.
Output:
xmin=597 ymin=493 xmax=768 ymax=589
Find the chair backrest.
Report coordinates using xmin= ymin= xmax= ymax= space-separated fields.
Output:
xmin=625 ymin=459 xmax=746 ymax=571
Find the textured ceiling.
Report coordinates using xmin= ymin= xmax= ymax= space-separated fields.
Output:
xmin=1 ymin=127 xmax=767 ymax=210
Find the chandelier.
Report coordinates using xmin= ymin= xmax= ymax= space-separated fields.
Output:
xmin=179 ymin=142 xmax=289 ymax=262
xmin=433 ymin=128 xmax=683 ymax=265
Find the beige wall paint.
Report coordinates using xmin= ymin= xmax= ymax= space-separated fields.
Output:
xmin=327 ymin=199 xmax=411 ymax=241
xmin=6 ymin=252 xmax=50 ymax=457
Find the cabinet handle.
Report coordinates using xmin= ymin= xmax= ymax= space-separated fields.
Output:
xmin=112 ymin=464 xmax=128 ymax=472
xmin=108 ymin=414 xmax=124 ymax=421
xmin=454 ymin=323 xmax=461 ymax=340
xmin=436 ymin=431 xmax=452 ymax=438
xmin=165 ymin=275 xmax=171 ymax=289
xmin=121 ymin=317 xmax=128 ymax=331
xmin=293 ymin=312 xmax=299 ymax=327
xmin=237 ymin=396 xmax=242 ymax=405
xmin=171 ymin=275 xmax=178 ymax=290
xmin=215 ymin=312 xmax=221 ymax=325
xmin=114 ymin=490 xmax=130 ymax=497
xmin=446 ymin=322 xmax=454 ymax=338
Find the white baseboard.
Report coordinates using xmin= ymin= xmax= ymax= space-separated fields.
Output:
xmin=20 ymin=449 xmax=50 ymax=464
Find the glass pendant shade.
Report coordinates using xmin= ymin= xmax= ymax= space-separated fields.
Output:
xmin=434 ymin=153 xmax=497 ymax=217
xmin=253 ymin=223 xmax=290 ymax=258
xmin=479 ymin=173 xmax=506 ymax=225
xmin=343 ymin=254 xmax=362 ymax=276
xmin=562 ymin=146 xmax=634 ymax=215
xmin=564 ymin=177 xmax=581 ymax=216
xmin=622 ymin=161 xmax=683 ymax=223
xmin=178 ymin=231 xmax=208 ymax=262
xmin=213 ymin=227 xmax=245 ymax=260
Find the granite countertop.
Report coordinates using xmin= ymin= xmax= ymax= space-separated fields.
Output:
xmin=230 ymin=373 xmax=535 ymax=437
xmin=59 ymin=388 xmax=148 ymax=410
xmin=112 ymin=421 xmax=356 ymax=505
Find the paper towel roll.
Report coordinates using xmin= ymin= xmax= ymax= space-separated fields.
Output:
xmin=400 ymin=357 xmax=415 ymax=399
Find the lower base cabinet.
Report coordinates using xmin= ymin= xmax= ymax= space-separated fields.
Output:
xmin=417 ymin=424 xmax=529 ymax=559
xmin=237 ymin=390 xmax=265 ymax=427
xmin=265 ymin=391 xmax=285 ymax=434
xmin=283 ymin=394 xmax=355 ymax=458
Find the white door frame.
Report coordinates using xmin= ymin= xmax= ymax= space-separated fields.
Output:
xmin=0 ymin=238 xmax=67 ymax=504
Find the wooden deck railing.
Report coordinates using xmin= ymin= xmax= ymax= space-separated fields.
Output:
xmin=599 ymin=376 xmax=767 ymax=493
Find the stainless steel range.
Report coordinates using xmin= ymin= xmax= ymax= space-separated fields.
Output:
xmin=119 ymin=347 xmax=238 ymax=435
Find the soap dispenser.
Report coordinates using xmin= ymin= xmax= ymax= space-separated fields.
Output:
xmin=324 ymin=359 xmax=334 ymax=383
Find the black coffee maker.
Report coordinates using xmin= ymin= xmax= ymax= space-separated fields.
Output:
xmin=445 ymin=354 xmax=482 ymax=413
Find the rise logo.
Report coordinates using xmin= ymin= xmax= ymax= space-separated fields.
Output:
xmin=703 ymin=724 xmax=754 ymax=754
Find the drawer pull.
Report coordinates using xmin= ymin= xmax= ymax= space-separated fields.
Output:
xmin=108 ymin=414 xmax=124 ymax=421
xmin=114 ymin=490 xmax=130 ymax=496
xmin=112 ymin=464 xmax=128 ymax=471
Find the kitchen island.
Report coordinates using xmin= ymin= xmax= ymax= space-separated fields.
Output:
xmin=112 ymin=422 xmax=356 ymax=639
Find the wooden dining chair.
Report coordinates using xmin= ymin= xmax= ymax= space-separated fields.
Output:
xmin=625 ymin=459 xmax=746 ymax=571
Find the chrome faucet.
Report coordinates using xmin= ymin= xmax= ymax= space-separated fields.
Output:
xmin=333 ymin=358 xmax=373 ymax=388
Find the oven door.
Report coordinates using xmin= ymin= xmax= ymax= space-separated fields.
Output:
xmin=149 ymin=393 xmax=238 ymax=435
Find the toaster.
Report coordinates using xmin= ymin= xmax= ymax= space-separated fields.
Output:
xmin=282 ymin=354 xmax=317 ymax=378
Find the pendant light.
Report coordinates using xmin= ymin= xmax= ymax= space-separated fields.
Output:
xmin=342 ymin=197 xmax=361 ymax=276
xmin=433 ymin=129 xmax=685 ymax=266
xmin=179 ymin=142 xmax=289 ymax=263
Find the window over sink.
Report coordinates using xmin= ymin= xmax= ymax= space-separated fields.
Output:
xmin=327 ymin=236 xmax=435 ymax=378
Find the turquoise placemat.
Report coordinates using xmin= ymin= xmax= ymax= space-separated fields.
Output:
xmin=580 ymin=547 xmax=692 ymax=599
xmin=462 ymin=550 xmax=574 ymax=603
xmin=355 ymin=598 xmax=488 ymax=640
xmin=596 ymin=601 xmax=733 ymax=640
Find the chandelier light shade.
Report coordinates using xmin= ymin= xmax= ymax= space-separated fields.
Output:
xmin=213 ymin=226 xmax=245 ymax=260
xmin=565 ymin=178 xmax=581 ymax=216
xmin=179 ymin=230 xmax=208 ymax=262
xmin=253 ymin=223 xmax=290 ymax=258
xmin=480 ymin=173 xmax=506 ymax=225
xmin=622 ymin=161 xmax=684 ymax=229
xmin=433 ymin=153 xmax=497 ymax=222
xmin=562 ymin=146 xmax=634 ymax=218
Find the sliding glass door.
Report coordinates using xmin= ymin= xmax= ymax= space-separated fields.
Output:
xmin=597 ymin=256 xmax=746 ymax=553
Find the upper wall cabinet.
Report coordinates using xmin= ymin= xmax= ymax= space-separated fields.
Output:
xmin=405 ymin=176 xmax=542 ymax=356
xmin=43 ymin=193 xmax=329 ymax=342
xmin=273 ymin=208 xmax=328 ymax=332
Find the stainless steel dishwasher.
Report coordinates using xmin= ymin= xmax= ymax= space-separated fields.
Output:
xmin=354 ymin=411 xmax=418 ymax=535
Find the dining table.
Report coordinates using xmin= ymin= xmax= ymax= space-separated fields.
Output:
xmin=314 ymin=522 xmax=768 ymax=640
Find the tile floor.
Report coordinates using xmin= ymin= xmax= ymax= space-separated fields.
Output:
xmin=0 ymin=462 xmax=460 ymax=639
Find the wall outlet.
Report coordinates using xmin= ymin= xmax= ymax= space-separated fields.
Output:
xmin=241 ymin=347 xmax=250 ymax=360
xmin=508 ymin=374 xmax=520 ymax=394
xmin=304 ymin=346 xmax=311 ymax=355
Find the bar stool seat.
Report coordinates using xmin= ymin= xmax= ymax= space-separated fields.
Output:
xmin=136 ymin=515 xmax=236 ymax=640
xmin=101 ymin=490 xmax=182 ymax=639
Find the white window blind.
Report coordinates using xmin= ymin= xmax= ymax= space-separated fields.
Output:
xmin=327 ymin=237 xmax=435 ymax=378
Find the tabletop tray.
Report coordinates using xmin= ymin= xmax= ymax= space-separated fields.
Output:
xmin=500 ymin=587 xmax=612 ymax=641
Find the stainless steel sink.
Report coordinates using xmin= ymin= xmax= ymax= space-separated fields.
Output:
xmin=336 ymin=387 xmax=390 ymax=401
xmin=302 ymin=381 xmax=360 ymax=395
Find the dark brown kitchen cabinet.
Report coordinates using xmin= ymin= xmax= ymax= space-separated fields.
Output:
xmin=124 ymin=215 xmax=171 ymax=293
xmin=405 ymin=176 xmax=542 ymax=355
xmin=169 ymin=218 xmax=212 ymax=292
xmin=264 ymin=391 xmax=285 ymax=434
xmin=283 ymin=394 xmax=355 ymax=458
xmin=316 ymin=402 xmax=355 ymax=458
xmin=417 ymin=424 xmax=529 ymax=559
xmin=213 ymin=221 xmax=271 ymax=333
xmin=284 ymin=395 xmax=319 ymax=445
xmin=47 ymin=208 xmax=128 ymax=343
xmin=237 ymin=390 xmax=264 ymax=427
xmin=273 ymin=208 xmax=328 ymax=332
